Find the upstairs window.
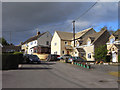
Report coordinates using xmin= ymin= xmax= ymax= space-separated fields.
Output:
xmin=110 ymin=38 xmax=115 ymax=44
xmin=115 ymin=37 xmax=118 ymax=40
xmin=31 ymin=42 xmax=33 ymax=45
xmin=46 ymin=41 xmax=49 ymax=45
xmin=54 ymin=43 xmax=57 ymax=46
xmin=87 ymin=41 xmax=91 ymax=46
xmin=34 ymin=41 xmax=36 ymax=44
xmin=62 ymin=51 xmax=64 ymax=54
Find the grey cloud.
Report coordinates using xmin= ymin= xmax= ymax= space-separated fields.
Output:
xmin=2 ymin=2 xmax=118 ymax=45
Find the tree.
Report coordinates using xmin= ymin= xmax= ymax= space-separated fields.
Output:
xmin=94 ymin=45 xmax=108 ymax=62
xmin=0 ymin=37 xmax=9 ymax=46
xmin=101 ymin=26 xmax=107 ymax=31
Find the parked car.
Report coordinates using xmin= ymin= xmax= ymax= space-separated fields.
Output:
xmin=28 ymin=55 xmax=41 ymax=64
xmin=23 ymin=54 xmax=41 ymax=64
xmin=62 ymin=54 xmax=71 ymax=60
xmin=68 ymin=56 xmax=86 ymax=63
xmin=46 ymin=54 xmax=60 ymax=61
xmin=23 ymin=54 xmax=30 ymax=63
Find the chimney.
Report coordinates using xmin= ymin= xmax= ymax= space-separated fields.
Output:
xmin=37 ymin=31 xmax=40 ymax=35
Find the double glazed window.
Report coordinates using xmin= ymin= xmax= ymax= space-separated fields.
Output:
xmin=87 ymin=41 xmax=91 ymax=46
xmin=46 ymin=41 xmax=49 ymax=45
xmin=110 ymin=38 xmax=115 ymax=44
xmin=88 ymin=53 xmax=91 ymax=58
xmin=54 ymin=43 xmax=57 ymax=46
xmin=62 ymin=51 xmax=64 ymax=54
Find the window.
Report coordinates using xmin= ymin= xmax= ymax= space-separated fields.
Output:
xmin=34 ymin=50 xmax=37 ymax=53
xmin=75 ymin=52 xmax=77 ymax=54
xmin=62 ymin=51 xmax=64 ymax=54
xmin=46 ymin=41 xmax=49 ymax=45
xmin=88 ymin=53 xmax=91 ymax=58
xmin=54 ymin=51 xmax=57 ymax=54
xmin=65 ymin=42 xmax=67 ymax=45
xmin=115 ymin=37 xmax=118 ymax=40
xmin=54 ymin=43 xmax=57 ymax=46
xmin=25 ymin=44 xmax=27 ymax=46
xmin=87 ymin=41 xmax=91 ymax=46
xmin=31 ymin=42 xmax=33 ymax=45
xmin=110 ymin=38 xmax=115 ymax=44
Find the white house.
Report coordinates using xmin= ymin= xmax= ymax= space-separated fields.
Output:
xmin=21 ymin=31 xmax=52 ymax=54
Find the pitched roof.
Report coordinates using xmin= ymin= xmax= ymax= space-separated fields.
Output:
xmin=112 ymin=29 xmax=120 ymax=40
xmin=56 ymin=28 xmax=93 ymax=40
xmin=114 ymin=44 xmax=120 ymax=50
xmin=75 ymin=28 xmax=94 ymax=39
xmin=22 ymin=32 xmax=46 ymax=44
xmin=2 ymin=45 xmax=21 ymax=52
xmin=113 ymin=29 xmax=120 ymax=36
xmin=56 ymin=31 xmax=73 ymax=40
xmin=81 ymin=29 xmax=108 ymax=45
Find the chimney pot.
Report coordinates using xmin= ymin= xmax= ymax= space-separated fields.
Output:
xmin=37 ymin=31 xmax=40 ymax=35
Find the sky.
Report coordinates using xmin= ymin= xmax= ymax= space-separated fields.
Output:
xmin=2 ymin=2 xmax=118 ymax=45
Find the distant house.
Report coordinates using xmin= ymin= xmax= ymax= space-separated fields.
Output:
xmin=21 ymin=31 xmax=52 ymax=54
xmin=2 ymin=45 xmax=21 ymax=52
xmin=77 ymin=29 xmax=110 ymax=61
xmin=51 ymin=28 xmax=96 ymax=56
xmin=107 ymin=29 xmax=120 ymax=62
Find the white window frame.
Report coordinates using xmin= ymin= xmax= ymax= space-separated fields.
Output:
xmin=87 ymin=41 xmax=91 ymax=46
xmin=88 ymin=53 xmax=91 ymax=59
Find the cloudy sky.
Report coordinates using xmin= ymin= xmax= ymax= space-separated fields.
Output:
xmin=2 ymin=2 xmax=118 ymax=45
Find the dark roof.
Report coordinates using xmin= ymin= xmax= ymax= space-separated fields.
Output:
xmin=112 ymin=29 xmax=120 ymax=40
xmin=113 ymin=29 xmax=120 ymax=36
xmin=2 ymin=45 xmax=21 ymax=52
xmin=81 ymin=29 xmax=108 ymax=45
xmin=114 ymin=44 xmax=120 ymax=50
xmin=22 ymin=32 xmax=46 ymax=44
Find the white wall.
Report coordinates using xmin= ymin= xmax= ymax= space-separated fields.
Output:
xmin=27 ymin=40 xmax=37 ymax=54
xmin=51 ymin=31 xmax=61 ymax=55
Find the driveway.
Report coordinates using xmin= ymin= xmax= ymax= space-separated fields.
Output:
xmin=2 ymin=61 xmax=118 ymax=88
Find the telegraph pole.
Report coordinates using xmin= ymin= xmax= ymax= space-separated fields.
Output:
xmin=73 ymin=20 xmax=75 ymax=47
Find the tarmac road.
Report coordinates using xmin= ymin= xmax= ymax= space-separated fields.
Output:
xmin=2 ymin=61 xmax=118 ymax=88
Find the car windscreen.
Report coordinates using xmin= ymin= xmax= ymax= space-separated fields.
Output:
xmin=29 ymin=55 xmax=39 ymax=59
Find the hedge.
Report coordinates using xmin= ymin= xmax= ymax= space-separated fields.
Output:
xmin=2 ymin=52 xmax=23 ymax=70
xmin=118 ymin=55 xmax=120 ymax=63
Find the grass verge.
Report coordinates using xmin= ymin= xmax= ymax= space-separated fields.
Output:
xmin=108 ymin=72 xmax=120 ymax=77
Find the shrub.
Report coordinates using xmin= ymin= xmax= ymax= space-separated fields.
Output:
xmin=13 ymin=52 xmax=23 ymax=55
xmin=2 ymin=52 xmax=23 ymax=70
xmin=94 ymin=45 xmax=108 ymax=62
xmin=118 ymin=55 xmax=120 ymax=63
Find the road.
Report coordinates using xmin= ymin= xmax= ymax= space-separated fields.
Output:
xmin=2 ymin=61 xmax=118 ymax=88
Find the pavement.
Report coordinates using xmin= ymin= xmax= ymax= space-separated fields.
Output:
xmin=2 ymin=61 xmax=119 ymax=88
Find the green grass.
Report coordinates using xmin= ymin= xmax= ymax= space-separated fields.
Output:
xmin=108 ymin=72 xmax=120 ymax=77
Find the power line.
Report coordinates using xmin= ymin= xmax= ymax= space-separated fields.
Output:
xmin=3 ymin=2 xmax=98 ymax=33
xmin=74 ymin=2 xmax=98 ymax=21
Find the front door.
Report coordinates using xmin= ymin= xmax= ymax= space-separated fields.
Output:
xmin=67 ymin=51 xmax=69 ymax=54
xmin=112 ymin=51 xmax=117 ymax=62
